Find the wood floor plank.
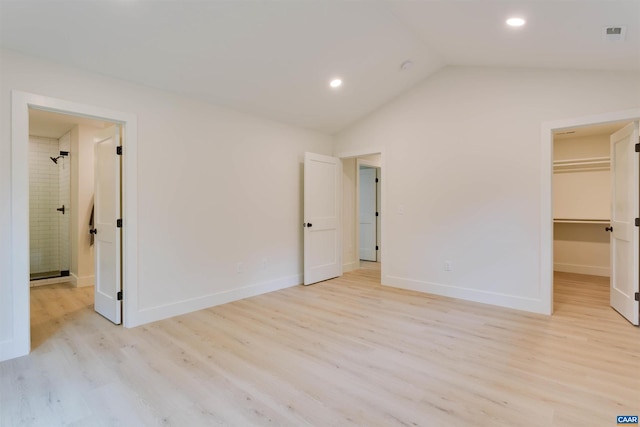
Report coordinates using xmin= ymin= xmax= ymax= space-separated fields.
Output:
xmin=1 ymin=270 xmax=639 ymax=426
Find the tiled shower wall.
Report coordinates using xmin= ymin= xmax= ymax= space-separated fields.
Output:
xmin=29 ymin=135 xmax=70 ymax=276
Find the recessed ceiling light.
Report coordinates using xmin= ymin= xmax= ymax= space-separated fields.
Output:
xmin=329 ymin=78 xmax=342 ymax=89
xmin=506 ymin=17 xmax=526 ymax=27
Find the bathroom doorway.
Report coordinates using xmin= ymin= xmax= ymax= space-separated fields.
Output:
xmin=28 ymin=109 xmax=107 ymax=288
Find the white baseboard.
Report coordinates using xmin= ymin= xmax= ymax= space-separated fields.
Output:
xmin=30 ymin=276 xmax=71 ymax=287
xmin=129 ymin=274 xmax=302 ymax=327
xmin=343 ymin=261 xmax=358 ymax=273
xmin=0 ymin=336 xmax=29 ymax=362
xmin=71 ymin=273 xmax=95 ymax=287
xmin=383 ymin=274 xmax=546 ymax=314
xmin=554 ymin=263 xmax=609 ymax=277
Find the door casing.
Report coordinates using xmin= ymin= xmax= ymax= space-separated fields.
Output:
xmin=8 ymin=91 xmax=139 ymax=360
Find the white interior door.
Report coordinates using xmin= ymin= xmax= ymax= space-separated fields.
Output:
xmin=93 ymin=125 xmax=122 ymax=324
xmin=304 ymin=152 xmax=342 ymax=285
xmin=609 ymin=121 xmax=639 ymax=325
xmin=359 ymin=167 xmax=377 ymax=261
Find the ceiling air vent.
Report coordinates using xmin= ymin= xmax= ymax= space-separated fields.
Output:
xmin=603 ymin=26 xmax=626 ymax=42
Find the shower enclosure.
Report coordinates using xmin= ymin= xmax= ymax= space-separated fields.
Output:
xmin=29 ymin=133 xmax=71 ymax=281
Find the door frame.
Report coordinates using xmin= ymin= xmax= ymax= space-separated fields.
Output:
xmin=336 ymin=148 xmax=385 ymax=280
xmin=10 ymin=91 xmax=139 ymax=359
xmin=540 ymin=108 xmax=640 ymax=316
xmin=357 ymin=158 xmax=381 ymax=263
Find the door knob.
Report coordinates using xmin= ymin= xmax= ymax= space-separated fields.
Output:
xmin=605 ymin=226 xmax=613 ymax=232
xmin=89 ymin=228 xmax=97 ymax=235
xmin=56 ymin=205 xmax=65 ymax=214
xmin=307 ymin=223 xmax=312 ymax=227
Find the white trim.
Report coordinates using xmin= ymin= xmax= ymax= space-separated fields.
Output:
xmin=335 ymin=148 xmax=385 ymax=160
xmin=30 ymin=276 xmax=72 ymax=287
xmin=554 ymin=263 xmax=610 ymax=277
xmin=70 ymin=273 xmax=95 ymax=288
xmin=133 ymin=274 xmax=302 ymax=325
xmin=540 ymin=108 xmax=640 ymax=317
xmin=343 ymin=261 xmax=359 ymax=272
xmin=2 ymin=91 xmax=139 ymax=362
xmin=386 ymin=275 xmax=545 ymax=314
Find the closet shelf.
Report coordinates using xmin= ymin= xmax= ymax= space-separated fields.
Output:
xmin=553 ymin=157 xmax=610 ymax=173
xmin=553 ymin=219 xmax=610 ymax=224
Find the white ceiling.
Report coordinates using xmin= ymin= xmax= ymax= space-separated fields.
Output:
xmin=553 ymin=121 xmax=631 ymax=140
xmin=2 ymin=1 xmax=638 ymax=134
xmin=29 ymin=109 xmax=107 ymax=139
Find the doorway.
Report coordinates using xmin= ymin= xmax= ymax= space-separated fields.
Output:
xmin=552 ymin=122 xmax=629 ymax=318
xmin=541 ymin=109 xmax=640 ymax=323
xmin=27 ymin=110 xmax=128 ymax=329
xmin=339 ymin=150 xmax=384 ymax=281
xmin=9 ymin=91 xmax=139 ymax=359
xmin=358 ymin=159 xmax=381 ymax=264
xmin=28 ymin=109 xmax=107 ymax=288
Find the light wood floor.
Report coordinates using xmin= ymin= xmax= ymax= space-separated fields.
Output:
xmin=1 ymin=270 xmax=638 ymax=426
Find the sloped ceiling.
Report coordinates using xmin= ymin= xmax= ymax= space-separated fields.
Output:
xmin=1 ymin=1 xmax=638 ymax=134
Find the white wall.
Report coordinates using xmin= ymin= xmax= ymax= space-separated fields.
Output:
xmin=342 ymin=158 xmax=357 ymax=271
xmin=359 ymin=153 xmax=381 ymax=167
xmin=554 ymin=223 xmax=610 ymax=277
xmin=0 ymin=48 xmax=332 ymax=360
xmin=334 ymin=66 xmax=640 ymax=313
xmin=70 ymin=125 xmax=100 ymax=287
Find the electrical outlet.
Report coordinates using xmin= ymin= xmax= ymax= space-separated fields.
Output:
xmin=444 ymin=261 xmax=452 ymax=271
xmin=236 ymin=262 xmax=243 ymax=273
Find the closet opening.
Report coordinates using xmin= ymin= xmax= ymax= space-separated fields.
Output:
xmin=551 ymin=120 xmax=636 ymax=323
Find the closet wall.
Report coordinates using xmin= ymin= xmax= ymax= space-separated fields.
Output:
xmin=553 ymin=133 xmax=611 ymax=277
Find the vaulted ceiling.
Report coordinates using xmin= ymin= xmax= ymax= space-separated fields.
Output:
xmin=1 ymin=1 xmax=638 ymax=134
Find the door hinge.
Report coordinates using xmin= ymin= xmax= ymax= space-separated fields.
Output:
xmin=635 ymin=143 xmax=640 ymax=153
xmin=635 ymin=218 xmax=639 ymax=227
xmin=375 ymin=212 xmax=379 ymax=217
xmin=375 ymin=245 xmax=379 ymax=250
xmin=375 ymin=178 xmax=379 ymax=183
xmin=117 ymin=218 xmax=122 ymax=228
xmin=117 ymin=291 xmax=123 ymax=301
xmin=116 ymin=146 xmax=122 ymax=155
xmin=635 ymin=292 xmax=639 ymax=302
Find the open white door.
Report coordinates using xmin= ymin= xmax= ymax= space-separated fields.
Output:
xmin=359 ymin=167 xmax=377 ymax=261
xmin=93 ymin=125 xmax=122 ymax=324
xmin=609 ymin=121 xmax=639 ymax=325
xmin=304 ymin=152 xmax=342 ymax=285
